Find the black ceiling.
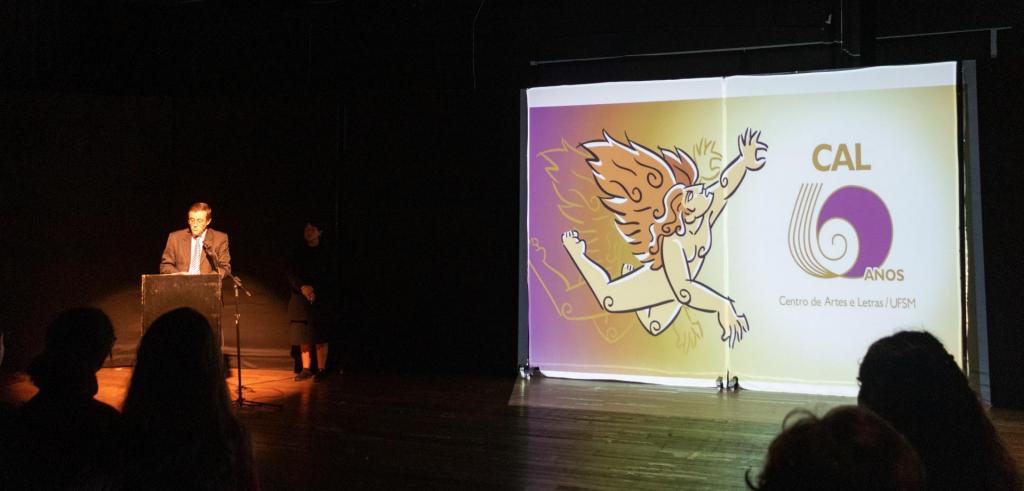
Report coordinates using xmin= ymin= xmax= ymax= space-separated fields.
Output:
xmin=1 ymin=1 xmax=1020 ymax=95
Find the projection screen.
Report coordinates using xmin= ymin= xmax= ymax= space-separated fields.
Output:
xmin=521 ymin=62 xmax=979 ymax=396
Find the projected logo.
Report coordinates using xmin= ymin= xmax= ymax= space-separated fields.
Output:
xmin=788 ymin=184 xmax=894 ymax=279
xmin=559 ymin=128 xmax=768 ymax=348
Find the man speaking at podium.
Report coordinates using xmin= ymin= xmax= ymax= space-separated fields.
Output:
xmin=159 ymin=202 xmax=232 ymax=279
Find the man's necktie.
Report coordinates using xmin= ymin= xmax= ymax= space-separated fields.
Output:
xmin=189 ymin=238 xmax=202 ymax=274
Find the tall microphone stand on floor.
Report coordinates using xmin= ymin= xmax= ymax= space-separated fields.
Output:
xmin=204 ymin=242 xmax=282 ymax=410
xmin=226 ymin=274 xmax=282 ymax=410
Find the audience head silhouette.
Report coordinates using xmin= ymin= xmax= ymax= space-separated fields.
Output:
xmin=27 ymin=307 xmax=115 ymax=395
xmin=858 ymin=330 xmax=1020 ymax=490
xmin=4 ymin=307 xmax=119 ymax=489
xmin=125 ymin=307 xmax=227 ymax=411
xmin=748 ymin=405 xmax=923 ymax=490
xmin=118 ymin=307 xmax=255 ymax=490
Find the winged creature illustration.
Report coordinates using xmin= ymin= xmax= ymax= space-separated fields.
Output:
xmin=562 ymin=128 xmax=768 ymax=348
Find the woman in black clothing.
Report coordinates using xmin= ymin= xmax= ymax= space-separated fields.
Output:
xmin=288 ymin=221 xmax=336 ymax=381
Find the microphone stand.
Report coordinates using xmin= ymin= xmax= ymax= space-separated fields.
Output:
xmin=207 ymin=246 xmax=281 ymax=410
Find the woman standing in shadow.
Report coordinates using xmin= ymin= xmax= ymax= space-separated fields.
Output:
xmin=288 ymin=220 xmax=337 ymax=382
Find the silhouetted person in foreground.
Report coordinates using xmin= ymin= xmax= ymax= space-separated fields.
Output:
xmin=112 ymin=308 xmax=257 ymax=490
xmin=858 ymin=331 xmax=1021 ymax=491
xmin=747 ymin=405 xmax=924 ymax=491
xmin=1 ymin=307 xmax=119 ymax=490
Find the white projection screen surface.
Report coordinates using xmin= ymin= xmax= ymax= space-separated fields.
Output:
xmin=523 ymin=62 xmax=968 ymax=396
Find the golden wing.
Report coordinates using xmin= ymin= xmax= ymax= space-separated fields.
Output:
xmin=529 ymin=139 xmax=631 ymax=343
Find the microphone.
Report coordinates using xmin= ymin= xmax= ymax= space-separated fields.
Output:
xmin=202 ymin=241 xmax=222 ymax=270
xmin=202 ymin=240 xmax=249 ymax=296
xmin=232 ymin=275 xmax=252 ymax=296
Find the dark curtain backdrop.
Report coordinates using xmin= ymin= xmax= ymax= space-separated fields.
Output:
xmin=0 ymin=89 xmax=520 ymax=375
xmin=0 ymin=92 xmax=340 ymax=370
xmin=339 ymin=90 xmax=519 ymax=374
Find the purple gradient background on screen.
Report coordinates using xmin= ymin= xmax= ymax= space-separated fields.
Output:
xmin=526 ymin=99 xmax=720 ymax=369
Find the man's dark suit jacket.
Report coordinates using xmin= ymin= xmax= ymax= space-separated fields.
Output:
xmin=159 ymin=228 xmax=231 ymax=279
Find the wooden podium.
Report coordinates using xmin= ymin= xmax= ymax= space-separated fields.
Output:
xmin=141 ymin=273 xmax=223 ymax=343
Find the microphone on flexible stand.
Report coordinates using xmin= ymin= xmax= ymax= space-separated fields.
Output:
xmin=203 ymin=241 xmax=251 ymax=296
xmin=202 ymin=241 xmax=222 ymax=272
xmin=202 ymin=240 xmax=217 ymax=262
xmin=231 ymin=275 xmax=251 ymax=296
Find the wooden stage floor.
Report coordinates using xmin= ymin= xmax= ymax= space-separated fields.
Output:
xmin=3 ymin=368 xmax=1023 ymax=490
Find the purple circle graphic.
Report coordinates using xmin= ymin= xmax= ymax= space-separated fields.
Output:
xmin=816 ymin=186 xmax=893 ymax=278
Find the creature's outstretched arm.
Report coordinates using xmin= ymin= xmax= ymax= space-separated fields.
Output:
xmin=660 ymin=234 xmax=749 ymax=347
xmin=705 ymin=128 xmax=768 ymax=228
